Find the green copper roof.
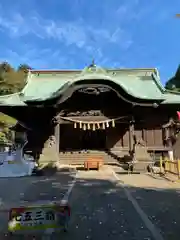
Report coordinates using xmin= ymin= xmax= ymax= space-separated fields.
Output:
xmin=161 ymin=92 xmax=180 ymax=104
xmin=21 ymin=78 xmax=70 ymax=101
xmin=0 ymin=93 xmax=26 ymax=106
xmin=20 ymin=68 xmax=165 ymax=102
xmin=1 ymin=66 xmax=180 ymax=105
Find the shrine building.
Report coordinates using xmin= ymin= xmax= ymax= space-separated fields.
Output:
xmin=0 ymin=63 xmax=180 ymax=168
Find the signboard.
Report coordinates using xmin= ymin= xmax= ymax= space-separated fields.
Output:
xmin=8 ymin=205 xmax=70 ymax=233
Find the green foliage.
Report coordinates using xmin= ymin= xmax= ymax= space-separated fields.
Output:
xmin=0 ymin=113 xmax=17 ymax=143
xmin=165 ymin=65 xmax=180 ymax=92
xmin=17 ymin=64 xmax=32 ymax=73
xmin=165 ymin=77 xmax=179 ymax=90
xmin=0 ymin=61 xmax=31 ymax=95
xmin=0 ymin=113 xmax=17 ymax=126
xmin=0 ymin=132 xmax=8 ymax=143
xmin=0 ymin=61 xmax=31 ymax=143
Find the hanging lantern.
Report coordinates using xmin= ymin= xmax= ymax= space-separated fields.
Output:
xmin=106 ymin=121 xmax=109 ymax=128
xmin=83 ymin=124 xmax=86 ymax=130
xmin=79 ymin=121 xmax=82 ymax=128
xmin=102 ymin=122 xmax=105 ymax=129
xmin=92 ymin=123 xmax=96 ymax=131
xmin=112 ymin=119 xmax=115 ymax=127
xmin=74 ymin=122 xmax=77 ymax=129
xmin=97 ymin=123 xmax=100 ymax=129
xmin=88 ymin=123 xmax=91 ymax=130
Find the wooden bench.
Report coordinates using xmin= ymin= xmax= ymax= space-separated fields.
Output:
xmin=84 ymin=157 xmax=103 ymax=171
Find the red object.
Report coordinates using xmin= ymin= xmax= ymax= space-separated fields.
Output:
xmin=57 ymin=205 xmax=71 ymax=216
xmin=9 ymin=207 xmax=25 ymax=220
xmin=65 ymin=205 xmax=71 ymax=217
xmin=177 ymin=111 xmax=180 ymax=120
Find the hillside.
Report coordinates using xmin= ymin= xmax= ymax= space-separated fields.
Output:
xmin=0 ymin=62 xmax=31 ymax=143
xmin=0 ymin=62 xmax=31 ymax=95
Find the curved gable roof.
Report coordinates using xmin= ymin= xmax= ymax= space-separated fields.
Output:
xmin=1 ymin=67 xmax=180 ymax=106
xmin=20 ymin=68 xmax=165 ymax=102
xmin=0 ymin=93 xmax=26 ymax=106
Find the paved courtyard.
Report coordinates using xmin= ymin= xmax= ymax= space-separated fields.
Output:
xmin=0 ymin=166 xmax=180 ymax=239
xmin=0 ymin=167 xmax=76 ymax=237
xmin=65 ymin=167 xmax=180 ymax=240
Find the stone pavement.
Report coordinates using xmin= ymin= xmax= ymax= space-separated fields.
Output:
xmin=64 ymin=166 xmax=180 ymax=240
xmin=1 ymin=166 xmax=180 ymax=239
xmin=0 ymin=167 xmax=76 ymax=236
xmin=111 ymin=167 xmax=180 ymax=240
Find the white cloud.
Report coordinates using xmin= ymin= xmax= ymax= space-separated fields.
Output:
xmin=1 ymin=1 xmax=160 ymax=69
xmin=3 ymin=47 xmax=72 ymax=69
xmin=0 ymin=9 xmax=133 ymax=50
xmin=0 ymin=6 xmax=136 ymax=69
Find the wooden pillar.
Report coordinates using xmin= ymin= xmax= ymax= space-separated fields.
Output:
xmin=54 ymin=123 xmax=60 ymax=153
xmin=165 ymin=126 xmax=174 ymax=161
xmin=129 ymin=120 xmax=134 ymax=153
xmin=165 ymin=127 xmax=172 ymax=148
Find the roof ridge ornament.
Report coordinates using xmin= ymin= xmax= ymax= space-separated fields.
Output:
xmin=88 ymin=59 xmax=96 ymax=69
xmin=80 ymin=60 xmax=107 ymax=75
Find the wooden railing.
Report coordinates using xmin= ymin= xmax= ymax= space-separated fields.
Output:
xmin=160 ymin=157 xmax=180 ymax=179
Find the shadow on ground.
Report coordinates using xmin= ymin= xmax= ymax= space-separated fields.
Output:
xmin=0 ymin=166 xmax=76 ymax=208
xmin=34 ymin=163 xmax=76 ymax=176
xmin=0 ymin=168 xmax=180 ymax=239
xmin=0 ymin=166 xmax=76 ymax=238
xmin=64 ymin=172 xmax=180 ymax=240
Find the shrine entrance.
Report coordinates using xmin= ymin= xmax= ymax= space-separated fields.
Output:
xmin=81 ymin=129 xmax=106 ymax=150
xmin=59 ymin=124 xmax=107 ymax=151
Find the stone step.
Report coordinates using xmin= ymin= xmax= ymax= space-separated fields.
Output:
xmin=59 ymin=156 xmax=117 ymax=160
xmin=134 ymin=146 xmax=152 ymax=162
xmin=57 ymin=150 xmax=130 ymax=166
xmin=58 ymin=152 xmax=124 ymax=165
xmin=132 ymin=162 xmax=150 ymax=173
xmin=59 ymin=159 xmax=118 ymax=165
xmin=38 ymin=143 xmax=58 ymax=165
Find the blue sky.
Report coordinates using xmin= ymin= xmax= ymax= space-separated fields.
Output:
xmin=0 ymin=0 xmax=179 ymax=84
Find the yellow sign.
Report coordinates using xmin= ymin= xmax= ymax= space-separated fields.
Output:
xmin=8 ymin=205 xmax=70 ymax=232
xmin=8 ymin=161 xmax=16 ymax=164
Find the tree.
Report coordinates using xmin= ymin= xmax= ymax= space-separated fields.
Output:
xmin=17 ymin=64 xmax=32 ymax=73
xmin=0 ymin=132 xmax=8 ymax=143
xmin=0 ymin=61 xmax=32 ymax=95
xmin=0 ymin=62 xmax=12 ymax=73
xmin=165 ymin=65 xmax=180 ymax=91
xmin=0 ymin=62 xmax=12 ymax=83
xmin=0 ymin=113 xmax=17 ymax=143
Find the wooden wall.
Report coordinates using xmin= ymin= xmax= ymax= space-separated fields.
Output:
xmin=58 ymin=122 xmax=165 ymax=151
xmin=106 ymin=124 xmax=129 ymax=149
xmin=134 ymin=123 xmax=164 ymax=148
xmin=106 ymin=123 xmax=164 ymax=150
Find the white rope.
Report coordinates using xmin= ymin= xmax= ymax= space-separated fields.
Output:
xmin=59 ymin=115 xmax=129 ymax=124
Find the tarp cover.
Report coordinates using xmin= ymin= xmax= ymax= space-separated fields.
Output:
xmin=0 ymin=149 xmax=35 ymax=178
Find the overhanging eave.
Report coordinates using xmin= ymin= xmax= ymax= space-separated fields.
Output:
xmin=55 ymin=79 xmax=162 ymax=107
